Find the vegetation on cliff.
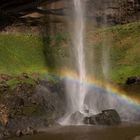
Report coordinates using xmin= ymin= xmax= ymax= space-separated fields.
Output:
xmin=0 ymin=22 xmax=140 ymax=83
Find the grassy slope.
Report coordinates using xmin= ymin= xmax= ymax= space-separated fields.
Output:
xmin=0 ymin=34 xmax=46 ymax=75
xmin=110 ymin=23 xmax=140 ymax=83
xmin=0 ymin=22 xmax=140 ymax=83
xmin=88 ymin=22 xmax=140 ymax=83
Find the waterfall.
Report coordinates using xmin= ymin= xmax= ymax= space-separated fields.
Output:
xmin=59 ymin=0 xmax=87 ymax=125
xmin=72 ymin=0 xmax=86 ymax=113
xmin=58 ymin=0 xmax=140 ymax=125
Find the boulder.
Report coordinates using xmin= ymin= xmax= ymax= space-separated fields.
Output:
xmin=0 ymin=74 xmax=12 ymax=82
xmin=84 ymin=116 xmax=96 ymax=125
xmin=3 ymin=130 xmax=10 ymax=137
xmin=133 ymin=136 xmax=140 ymax=140
xmin=16 ymin=127 xmax=37 ymax=137
xmin=22 ymin=127 xmax=37 ymax=135
xmin=0 ymin=82 xmax=9 ymax=93
xmin=16 ymin=130 xmax=22 ymax=137
xmin=0 ymin=104 xmax=9 ymax=127
xmin=70 ymin=111 xmax=84 ymax=124
xmin=84 ymin=109 xmax=121 ymax=125
xmin=125 ymin=76 xmax=140 ymax=85
xmin=0 ymin=133 xmax=4 ymax=140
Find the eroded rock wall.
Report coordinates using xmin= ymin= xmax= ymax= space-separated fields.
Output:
xmin=44 ymin=0 xmax=140 ymax=25
xmin=87 ymin=0 xmax=140 ymax=25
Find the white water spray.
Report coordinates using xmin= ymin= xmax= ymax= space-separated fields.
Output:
xmin=73 ymin=0 xmax=86 ymax=113
xmin=59 ymin=0 xmax=87 ymax=125
xmin=59 ymin=0 xmax=140 ymax=125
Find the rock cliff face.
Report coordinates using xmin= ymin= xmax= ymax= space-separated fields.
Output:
xmin=87 ymin=0 xmax=140 ymax=25
xmin=0 ymin=74 xmax=65 ymax=139
xmin=46 ymin=0 xmax=140 ymax=25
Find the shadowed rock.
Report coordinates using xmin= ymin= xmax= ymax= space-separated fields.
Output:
xmin=126 ymin=76 xmax=140 ymax=85
xmin=16 ymin=127 xmax=37 ymax=137
xmin=84 ymin=109 xmax=121 ymax=125
xmin=70 ymin=111 xmax=84 ymax=124
xmin=133 ymin=135 xmax=140 ymax=140
xmin=0 ymin=73 xmax=65 ymax=139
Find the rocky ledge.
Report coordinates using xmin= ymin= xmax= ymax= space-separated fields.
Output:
xmin=84 ymin=109 xmax=121 ymax=125
xmin=0 ymin=73 xmax=65 ymax=139
xmin=71 ymin=109 xmax=121 ymax=126
xmin=125 ymin=76 xmax=140 ymax=85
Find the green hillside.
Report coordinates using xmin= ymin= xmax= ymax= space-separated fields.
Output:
xmin=87 ymin=22 xmax=140 ymax=83
xmin=0 ymin=34 xmax=46 ymax=74
xmin=0 ymin=22 xmax=140 ymax=83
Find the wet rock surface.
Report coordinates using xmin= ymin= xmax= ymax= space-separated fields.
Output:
xmin=0 ymin=73 xmax=65 ymax=139
xmin=65 ymin=0 xmax=140 ymax=25
xmin=16 ymin=127 xmax=37 ymax=137
xmin=70 ymin=111 xmax=84 ymax=124
xmin=133 ymin=136 xmax=140 ymax=140
xmin=84 ymin=109 xmax=121 ymax=125
xmin=86 ymin=0 xmax=140 ymax=25
xmin=125 ymin=76 xmax=140 ymax=85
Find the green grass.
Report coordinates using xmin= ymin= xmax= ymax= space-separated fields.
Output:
xmin=6 ymin=77 xmax=36 ymax=90
xmin=86 ymin=22 xmax=140 ymax=83
xmin=0 ymin=22 xmax=140 ymax=83
xmin=0 ymin=34 xmax=47 ymax=75
xmin=108 ymin=22 xmax=140 ymax=83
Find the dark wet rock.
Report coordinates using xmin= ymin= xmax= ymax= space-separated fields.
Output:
xmin=86 ymin=0 xmax=140 ymax=25
xmin=95 ymin=109 xmax=121 ymax=125
xmin=16 ymin=127 xmax=37 ymax=137
xmin=0 ymin=129 xmax=11 ymax=139
xmin=0 ymin=82 xmax=9 ymax=93
xmin=125 ymin=76 xmax=140 ymax=85
xmin=16 ymin=129 xmax=22 ymax=137
xmin=84 ymin=109 xmax=121 ymax=125
xmin=0 ymin=73 xmax=65 ymax=139
xmin=60 ymin=0 xmax=140 ymax=25
xmin=3 ymin=130 xmax=10 ymax=137
xmin=70 ymin=111 xmax=84 ymax=124
xmin=84 ymin=116 xmax=96 ymax=125
xmin=0 ymin=104 xmax=9 ymax=127
xmin=0 ymin=74 xmax=12 ymax=82
xmin=22 ymin=127 xmax=37 ymax=135
xmin=133 ymin=135 xmax=140 ymax=140
xmin=0 ymin=133 xmax=4 ymax=140
xmin=38 ymin=79 xmax=64 ymax=93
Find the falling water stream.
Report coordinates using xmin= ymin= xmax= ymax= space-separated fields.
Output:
xmin=59 ymin=0 xmax=140 ymax=125
xmin=73 ymin=0 xmax=86 ymax=115
xmin=59 ymin=0 xmax=87 ymax=125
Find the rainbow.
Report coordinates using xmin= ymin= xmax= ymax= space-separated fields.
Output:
xmin=43 ymin=67 xmax=140 ymax=109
